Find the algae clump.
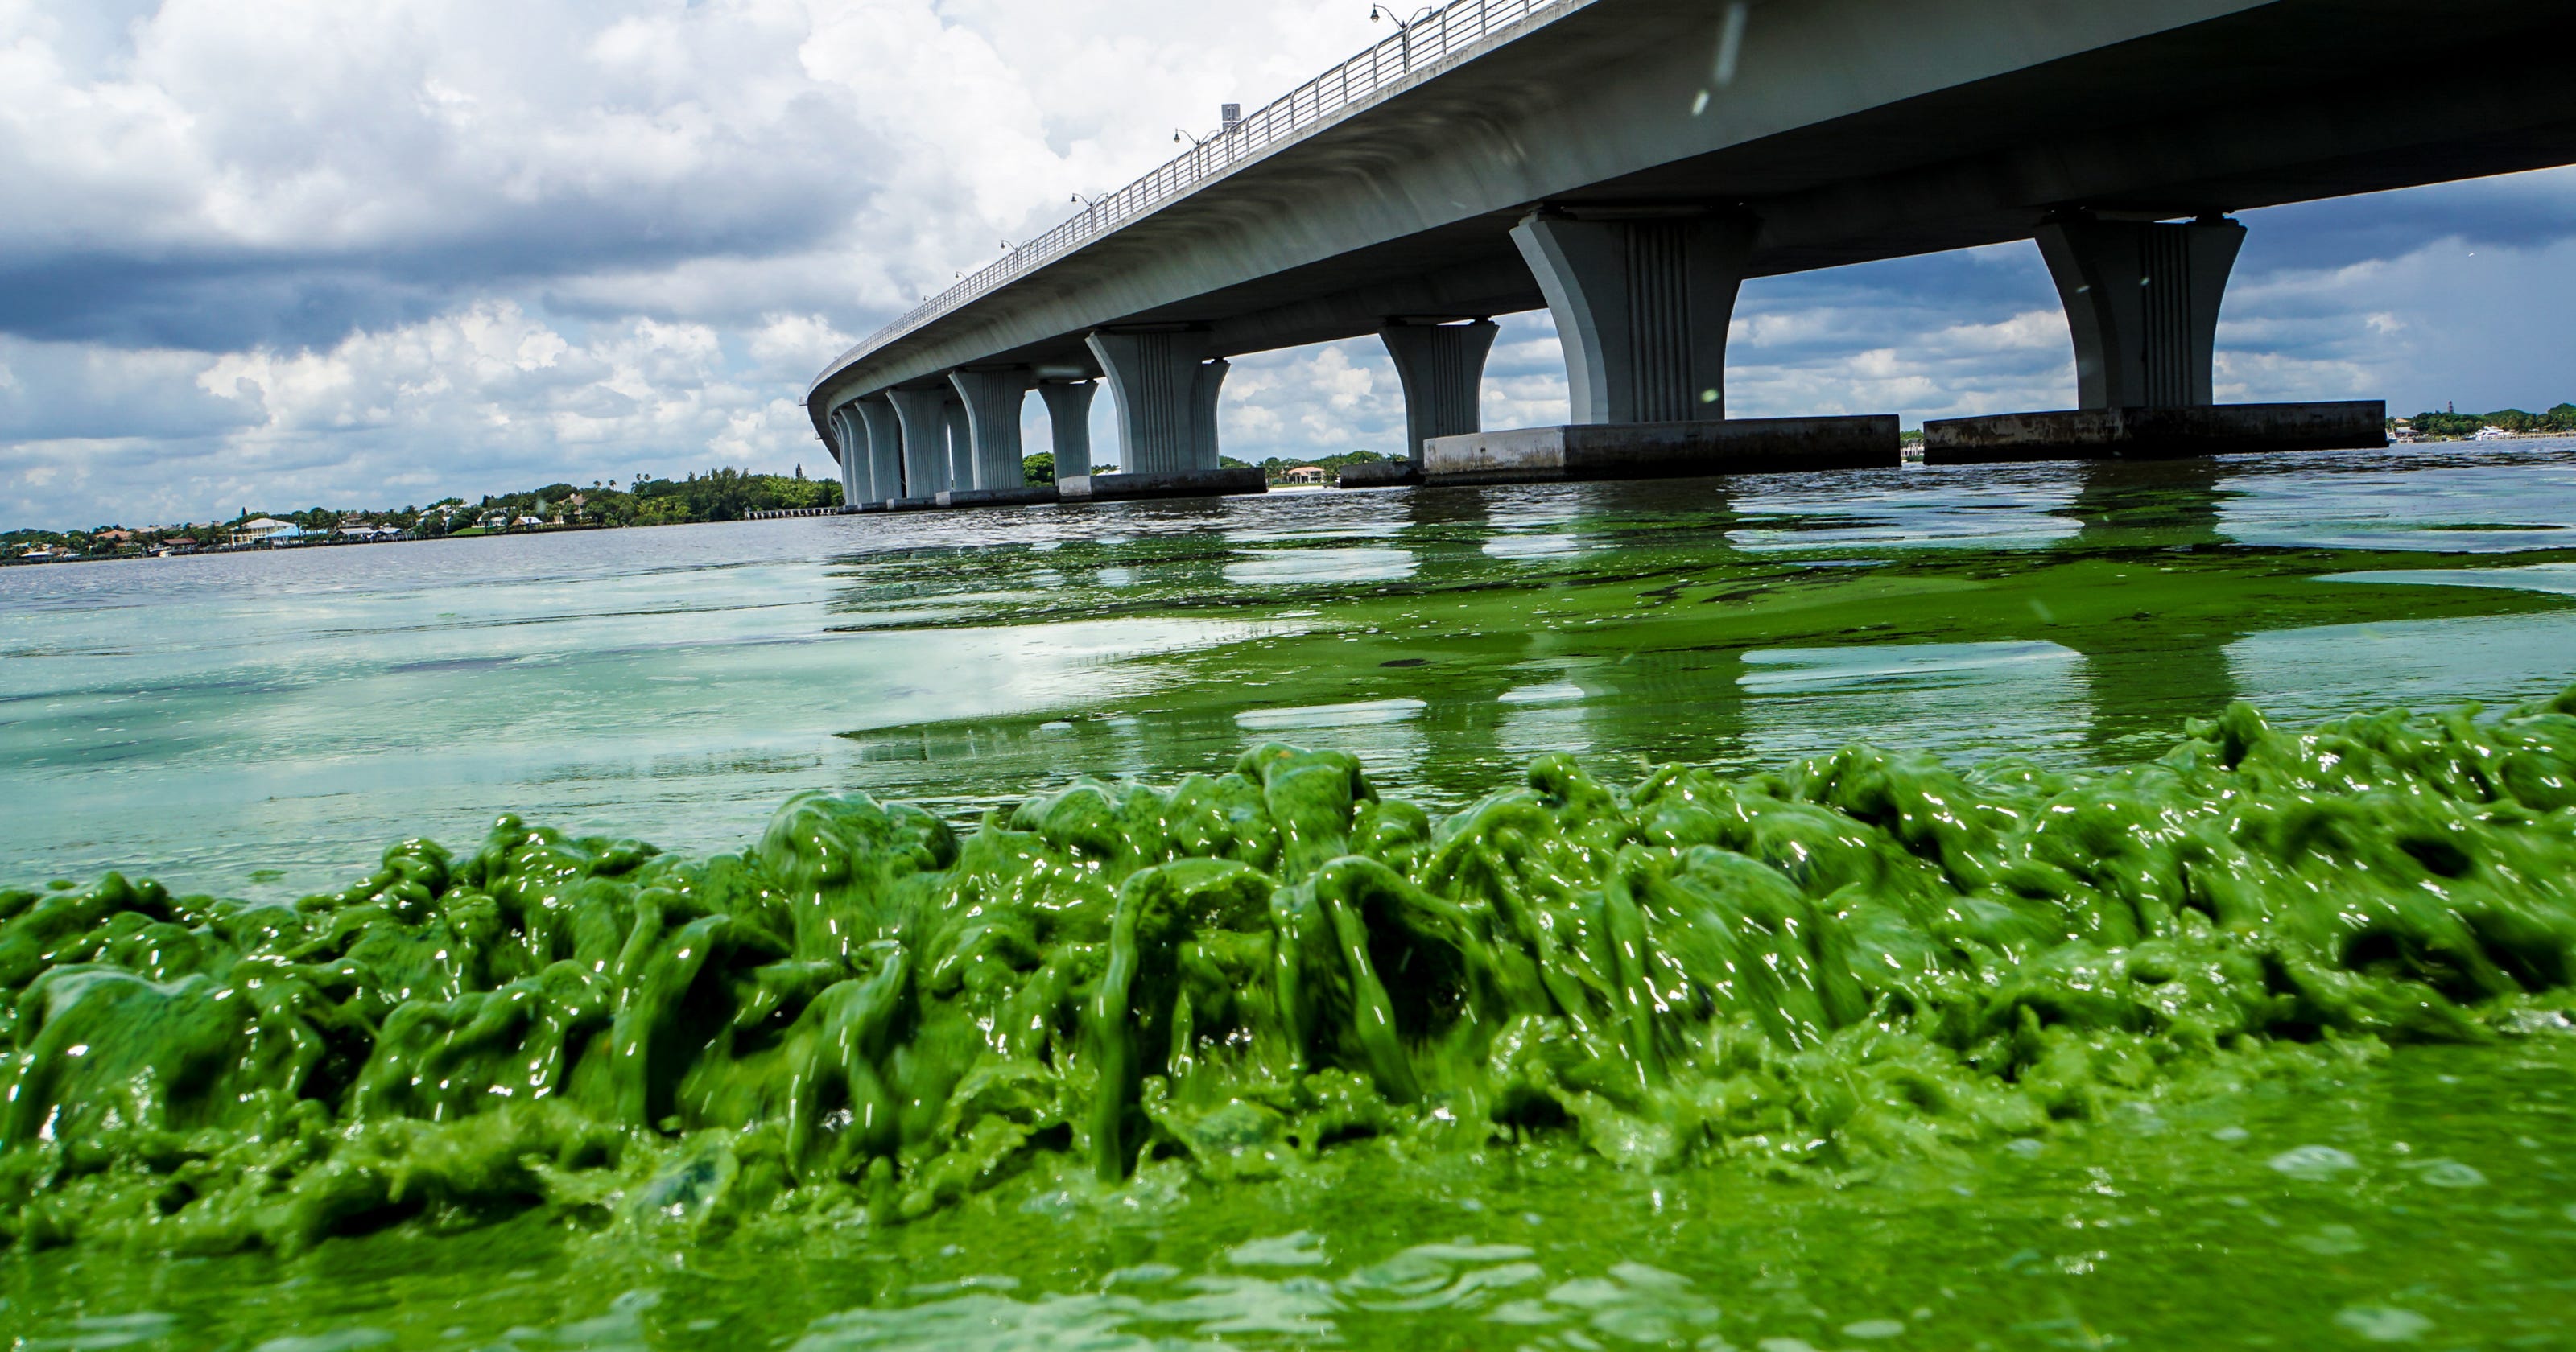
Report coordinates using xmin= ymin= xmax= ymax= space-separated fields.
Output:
xmin=8 ymin=691 xmax=2576 ymax=1254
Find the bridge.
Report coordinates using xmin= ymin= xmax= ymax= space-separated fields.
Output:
xmin=806 ymin=0 xmax=2576 ymax=509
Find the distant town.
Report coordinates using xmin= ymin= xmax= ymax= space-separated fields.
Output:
xmin=12 ymin=405 xmax=2569 ymax=564
xmin=2388 ymin=402 xmax=2576 ymax=442
xmin=3 ymin=450 xmax=1404 ymax=563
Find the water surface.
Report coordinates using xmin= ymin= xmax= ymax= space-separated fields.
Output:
xmin=8 ymin=441 xmax=2576 ymax=1350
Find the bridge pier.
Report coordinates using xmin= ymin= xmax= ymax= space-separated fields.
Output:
xmin=943 ymin=368 xmax=1059 ymax=506
xmin=1345 ymin=320 xmax=1501 ymax=488
xmin=1191 ymin=358 xmax=1230 ymax=468
xmin=887 ymin=387 xmax=951 ymax=502
xmin=853 ymin=407 xmax=881 ymax=506
xmin=2044 ymin=213 xmax=2244 ymax=411
xmin=1926 ymin=215 xmax=2384 ymax=464
xmin=1422 ymin=207 xmax=1896 ymax=484
xmin=949 ymin=369 xmax=1030 ymax=484
xmin=1512 ymin=207 xmax=1756 ymax=424
xmin=828 ymin=405 xmax=863 ymax=509
xmin=1076 ymin=331 xmax=1261 ymax=501
xmin=1038 ymin=379 xmax=1098 ymax=480
xmin=939 ymin=392 xmax=973 ymax=497
xmin=854 ymin=394 xmax=903 ymax=505
xmin=1084 ymin=330 xmax=1212 ymax=474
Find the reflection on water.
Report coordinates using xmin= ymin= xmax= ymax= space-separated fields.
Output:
xmin=1741 ymin=641 xmax=2090 ymax=766
xmin=7 ymin=441 xmax=2576 ymax=900
xmin=2230 ymin=611 xmax=2576 ymax=727
xmin=2222 ymin=443 xmax=2576 ymax=551
xmin=1740 ymin=639 xmax=2079 ymax=692
xmin=1222 ymin=546 xmax=1417 ymax=585
xmin=1233 ymin=696 xmax=1427 ymax=730
xmin=2050 ymin=456 xmax=2245 ymax=755
xmin=785 ymin=1239 xmax=1711 ymax=1352
xmin=2322 ymin=562 xmax=2576 ymax=596
xmin=1732 ymin=466 xmax=2080 ymax=552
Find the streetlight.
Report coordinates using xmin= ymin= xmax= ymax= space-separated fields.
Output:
xmin=1173 ymin=126 xmax=1220 ymax=147
xmin=1369 ymin=4 xmax=1437 ymax=65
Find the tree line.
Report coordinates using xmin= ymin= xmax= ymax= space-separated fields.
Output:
xmin=2403 ymin=404 xmax=2576 ymax=438
xmin=4 ymin=464 xmax=844 ymax=559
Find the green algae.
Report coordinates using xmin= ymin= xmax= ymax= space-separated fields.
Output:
xmin=831 ymin=464 xmax=2576 ymax=819
xmin=9 ymin=690 xmax=2576 ymax=1259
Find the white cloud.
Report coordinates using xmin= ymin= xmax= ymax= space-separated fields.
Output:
xmin=1 ymin=302 xmax=839 ymax=526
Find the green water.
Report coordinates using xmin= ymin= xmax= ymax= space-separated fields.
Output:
xmin=10 ymin=444 xmax=2576 ymax=1348
xmin=11 ymin=1044 xmax=2574 ymax=1349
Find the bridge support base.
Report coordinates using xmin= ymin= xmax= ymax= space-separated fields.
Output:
xmin=887 ymin=388 xmax=953 ymax=498
xmin=1922 ymin=402 xmax=2388 ymax=465
xmin=1381 ymin=319 xmax=1499 ymax=462
xmin=1039 ymin=379 xmax=1098 ymax=480
xmin=1421 ymin=417 xmax=1899 ymax=485
xmin=1338 ymin=460 xmax=1422 ymax=488
xmin=1511 ymin=208 xmax=1757 ymax=425
xmin=950 ymin=369 xmax=1033 ymax=491
xmin=1086 ymin=331 xmax=1230 ymax=475
xmin=935 ymin=484 xmax=1061 ymax=509
xmin=1059 ymin=467 xmax=1267 ymax=502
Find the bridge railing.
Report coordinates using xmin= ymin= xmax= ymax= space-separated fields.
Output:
xmin=820 ymin=0 xmax=1584 ymax=389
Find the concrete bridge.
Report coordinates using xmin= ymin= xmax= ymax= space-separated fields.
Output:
xmin=807 ymin=0 xmax=2576 ymax=509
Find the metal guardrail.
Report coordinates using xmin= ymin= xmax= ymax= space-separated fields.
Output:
xmin=815 ymin=0 xmax=1584 ymax=393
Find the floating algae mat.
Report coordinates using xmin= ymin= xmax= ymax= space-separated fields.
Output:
xmin=10 ymin=692 xmax=2576 ymax=1346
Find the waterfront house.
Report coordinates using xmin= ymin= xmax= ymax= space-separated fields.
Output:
xmin=228 ymin=517 xmax=303 ymax=546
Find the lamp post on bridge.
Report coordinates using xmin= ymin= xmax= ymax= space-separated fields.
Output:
xmin=1369 ymin=5 xmax=1438 ymax=68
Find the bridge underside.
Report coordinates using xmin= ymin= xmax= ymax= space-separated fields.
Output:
xmin=828 ymin=0 xmax=2576 ymax=392
xmin=811 ymin=0 xmax=2576 ymax=502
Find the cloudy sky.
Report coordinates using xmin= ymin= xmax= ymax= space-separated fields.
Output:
xmin=3 ymin=0 xmax=2573 ymax=530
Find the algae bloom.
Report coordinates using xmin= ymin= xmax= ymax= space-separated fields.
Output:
xmin=7 ymin=690 xmax=2576 ymax=1254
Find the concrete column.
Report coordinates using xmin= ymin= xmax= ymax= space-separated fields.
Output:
xmin=939 ymin=393 xmax=972 ymax=492
xmin=854 ymin=394 xmax=903 ymax=501
xmin=1380 ymin=319 xmax=1499 ymax=462
xmin=1509 ymin=208 xmax=1758 ymax=424
xmin=2037 ymin=213 xmax=2244 ymax=410
xmin=829 ymin=406 xmax=867 ymax=506
xmin=1190 ymin=358 xmax=1230 ymax=470
xmin=1038 ymin=379 xmax=1098 ymax=480
xmin=855 ymin=406 xmax=880 ymax=503
xmin=887 ymin=387 xmax=951 ymax=498
xmin=824 ymin=407 xmax=847 ymax=503
xmin=949 ymin=368 xmax=1034 ymax=490
xmin=1085 ymin=329 xmax=1224 ymax=475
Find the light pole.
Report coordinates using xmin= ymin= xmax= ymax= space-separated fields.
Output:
xmin=1070 ymin=191 xmax=1108 ymax=233
xmin=1369 ymin=4 xmax=1438 ymax=67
